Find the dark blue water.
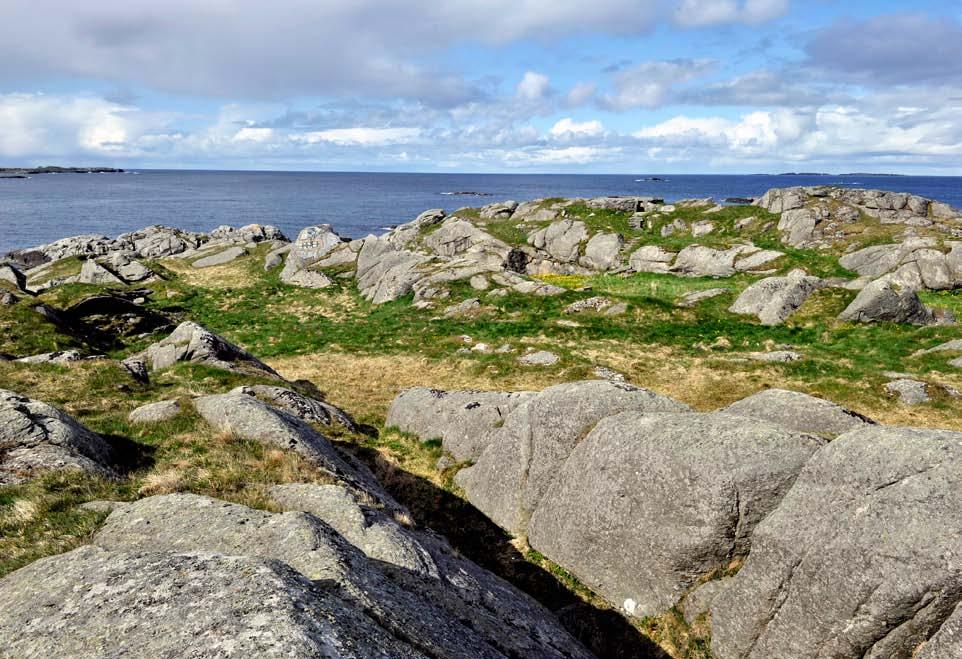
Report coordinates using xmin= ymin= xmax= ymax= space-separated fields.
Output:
xmin=1 ymin=170 xmax=960 ymax=254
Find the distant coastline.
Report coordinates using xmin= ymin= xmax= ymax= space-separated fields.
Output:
xmin=0 ymin=166 xmax=124 ymax=179
xmin=772 ymin=172 xmax=906 ymax=177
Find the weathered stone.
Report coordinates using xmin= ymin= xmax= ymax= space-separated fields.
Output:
xmin=356 ymin=237 xmax=430 ymax=304
xmin=729 ymin=270 xmax=823 ymax=325
xmin=564 ymin=296 xmax=612 ymax=314
xmin=528 ymin=412 xmax=823 ymax=618
xmin=711 ymin=426 xmax=962 ymax=659
xmin=282 ymin=267 xmax=334 ymax=289
xmin=672 ymin=245 xmax=753 ymax=277
xmin=191 ymin=245 xmax=247 ymax=268
xmin=230 ymin=385 xmax=358 ymax=432
xmin=518 ymin=350 xmax=560 ymax=366
xmin=691 ymin=220 xmax=715 ymax=237
xmin=16 ymin=350 xmax=85 ymax=364
xmin=127 ymin=400 xmax=182 ymax=424
xmin=746 ymin=350 xmax=802 ymax=362
xmin=918 ymin=604 xmax=962 ymax=659
xmin=443 ymin=297 xmax=481 ymax=317
xmin=885 ymin=378 xmax=930 ymax=404
xmin=678 ymin=288 xmax=729 ymax=307
xmin=527 ymin=220 xmax=588 ymax=263
xmin=0 ymin=263 xmax=27 ymax=291
xmin=79 ymin=258 xmax=125 ymax=285
xmin=629 ymin=245 xmax=676 ymax=273
xmin=386 ymin=387 xmax=535 ymax=462
xmin=423 ymin=219 xmax=508 ymax=258
xmin=133 ymin=321 xmax=281 ymax=378
xmin=722 ymin=388 xmax=875 ymax=438
xmin=683 ymin=578 xmax=734 ymax=625
xmin=455 ymin=381 xmax=690 ymax=536
xmin=734 ymin=249 xmax=784 ymax=272
xmin=580 ymin=232 xmax=623 ymax=271
xmin=839 ymin=278 xmax=937 ymax=325
xmin=479 ymin=200 xmax=518 ymax=219
xmin=0 ymin=389 xmax=117 ymax=484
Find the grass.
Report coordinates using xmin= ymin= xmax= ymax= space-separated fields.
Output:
xmin=4 ymin=208 xmax=962 ymax=658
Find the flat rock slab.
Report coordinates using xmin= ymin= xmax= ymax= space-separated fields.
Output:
xmin=0 ymin=389 xmax=117 ymax=484
xmin=191 ymin=245 xmax=247 ymax=268
xmin=527 ymin=412 xmax=824 ymax=618
xmin=387 ymin=387 xmax=535 ymax=462
xmin=722 ymin=388 xmax=874 ymax=438
xmin=886 ymin=378 xmax=930 ymax=404
xmin=519 ymin=350 xmax=560 ymax=366
xmin=128 ymin=399 xmax=182 ymax=424
xmin=711 ymin=425 xmax=962 ymax=659
xmin=231 ymin=385 xmax=358 ymax=432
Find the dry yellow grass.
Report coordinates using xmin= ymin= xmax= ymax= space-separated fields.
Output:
xmin=159 ymin=255 xmax=259 ymax=289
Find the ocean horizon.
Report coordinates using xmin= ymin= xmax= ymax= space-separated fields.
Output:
xmin=2 ymin=169 xmax=961 ymax=254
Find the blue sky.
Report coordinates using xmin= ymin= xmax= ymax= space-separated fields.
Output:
xmin=1 ymin=0 xmax=961 ymax=173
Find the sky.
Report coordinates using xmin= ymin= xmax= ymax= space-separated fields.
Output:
xmin=1 ymin=0 xmax=961 ymax=174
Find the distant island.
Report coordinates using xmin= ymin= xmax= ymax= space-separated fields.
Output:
xmin=0 ymin=166 xmax=124 ymax=179
xmin=774 ymin=172 xmax=906 ymax=177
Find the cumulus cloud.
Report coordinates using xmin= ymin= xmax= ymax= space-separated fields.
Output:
xmin=601 ymin=59 xmax=715 ymax=110
xmin=517 ymin=72 xmax=552 ymax=101
xmin=290 ymin=127 xmax=421 ymax=146
xmin=549 ymin=118 xmax=605 ymax=139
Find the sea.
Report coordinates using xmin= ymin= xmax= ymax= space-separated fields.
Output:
xmin=1 ymin=170 xmax=960 ymax=255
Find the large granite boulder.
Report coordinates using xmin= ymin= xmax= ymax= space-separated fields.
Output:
xmin=580 ymin=232 xmax=623 ymax=271
xmin=280 ymin=224 xmax=346 ymax=286
xmin=386 ymin=387 xmax=536 ymax=462
xmin=454 ymin=381 xmax=690 ymax=535
xmin=527 ymin=220 xmax=588 ymax=263
xmin=230 ymin=385 xmax=358 ymax=432
xmin=711 ymin=426 xmax=962 ymax=659
xmin=839 ymin=277 xmax=938 ymax=325
xmin=0 ymin=546 xmax=424 ymax=659
xmin=672 ymin=245 xmax=754 ymax=277
xmin=629 ymin=245 xmax=676 ymax=273
xmin=729 ymin=270 xmax=824 ymax=325
xmin=527 ymin=412 xmax=824 ymax=618
xmin=356 ymin=236 xmax=431 ymax=304
xmin=84 ymin=493 xmax=592 ymax=659
xmin=0 ymin=389 xmax=117 ymax=484
xmin=918 ymin=604 xmax=962 ymax=659
xmin=721 ymin=388 xmax=875 ymax=438
xmin=131 ymin=321 xmax=282 ymax=378
xmin=79 ymin=258 xmax=125 ymax=285
xmin=423 ymin=218 xmax=509 ymax=259
xmin=479 ymin=200 xmax=518 ymax=219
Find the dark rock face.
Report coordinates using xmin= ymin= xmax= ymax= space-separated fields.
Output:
xmin=504 ymin=247 xmax=530 ymax=273
xmin=839 ymin=277 xmax=940 ymax=325
xmin=527 ymin=412 xmax=823 ymax=618
xmin=710 ymin=425 xmax=962 ymax=659
xmin=0 ymin=389 xmax=117 ymax=484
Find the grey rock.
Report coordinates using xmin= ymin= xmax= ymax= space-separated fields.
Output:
xmin=839 ymin=277 xmax=937 ymax=325
xmin=513 ymin=200 xmax=560 ymax=223
xmin=443 ymin=297 xmax=481 ymax=317
xmin=580 ymin=232 xmax=623 ymax=271
xmin=270 ymin=483 xmax=438 ymax=577
xmin=356 ymin=236 xmax=430 ymax=304
xmin=191 ymin=245 xmax=247 ymax=268
xmin=734 ymin=249 xmax=784 ymax=272
xmin=746 ymin=350 xmax=802 ymax=362
xmin=88 ymin=493 xmax=592 ymax=659
xmin=264 ymin=250 xmax=285 ymax=270
xmin=629 ymin=245 xmax=676 ymax=273
xmin=512 ymin=279 xmax=566 ymax=296
xmin=920 ymin=339 xmax=962 ymax=354
xmin=289 ymin=225 xmax=344 ymax=264
xmin=120 ymin=357 xmax=149 ymax=384
xmin=678 ymin=288 xmax=729 ymax=307
xmin=885 ymin=378 xmax=930 ymax=404
xmin=385 ymin=209 xmax=446 ymax=248
xmin=479 ymin=200 xmax=518 ymax=219
xmin=386 ymin=387 xmax=535 ymax=462
xmin=722 ymin=388 xmax=875 ymax=438
xmin=729 ymin=270 xmax=823 ymax=325
xmin=230 ymin=385 xmax=358 ymax=432
xmin=423 ymin=219 xmax=508 ymax=258
xmin=565 ymin=296 xmax=612 ymax=314
xmin=194 ymin=393 xmax=394 ymax=508
xmin=79 ymin=500 xmax=127 ymax=513
xmin=605 ymin=302 xmax=628 ymax=315
xmin=691 ymin=220 xmax=715 ymax=237
xmin=133 ymin=321 xmax=282 ymax=379
xmin=518 ymin=350 xmax=560 ymax=366
xmin=527 ymin=220 xmax=588 ymax=263
xmin=282 ymin=267 xmax=334 ymax=289
xmin=0 ymin=263 xmax=27 ymax=291
xmin=127 ymin=400 xmax=182 ymax=424
xmin=16 ymin=350 xmax=85 ymax=364
xmin=79 ymin=258 xmax=125 ymax=285
xmin=918 ymin=603 xmax=962 ymax=659
xmin=469 ymin=274 xmax=490 ymax=290
xmin=673 ymin=245 xmax=753 ymax=277
xmin=586 ymin=196 xmax=650 ymax=212
xmin=711 ymin=425 xmax=962 ymax=659
xmin=0 ymin=545 xmax=426 ymax=658
xmin=456 ymin=381 xmax=690 ymax=536
xmin=528 ymin=412 xmax=823 ymax=618
xmin=0 ymin=389 xmax=117 ymax=484
xmin=683 ymin=578 xmax=734 ymax=625
xmin=0 ymin=290 xmax=18 ymax=305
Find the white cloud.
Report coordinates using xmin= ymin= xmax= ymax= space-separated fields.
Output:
xmin=290 ymin=127 xmax=421 ymax=146
xmin=567 ymin=82 xmax=597 ymax=106
xmin=232 ymin=127 xmax=275 ymax=143
xmin=517 ymin=72 xmax=551 ymax=101
xmin=673 ymin=0 xmax=788 ymax=27
xmin=503 ymin=146 xmax=621 ymax=165
xmin=549 ymin=117 xmax=605 ymax=138
xmin=601 ymin=59 xmax=715 ymax=110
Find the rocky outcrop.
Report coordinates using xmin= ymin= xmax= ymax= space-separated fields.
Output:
xmin=710 ymin=425 xmax=962 ymax=659
xmin=279 ymin=225 xmax=349 ymax=287
xmin=629 ymin=245 xmax=675 ymax=273
xmin=580 ymin=232 xmax=624 ymax=271
xmin=722 ymin=388 xmax=874 ymax=437
xmin=1 ymin=492 xmax=591 ymax=659
xmin=527 ymin=220 xmax=588 ymax=264
xmin=729 ymin=270 xmax=824 ymax=325
xmin=839 ymin=277 xmax=940 ymax=325
xmin=387 ymin=387 xmax=536 ymax=462
xmin=840 ymin=239 xmax=962 ymax=291
xmin=0 ymin=263 xmax=27 ymax=291
xmin=191 ymin=245 xmax=247 ymax=268
xmin=528 ymin=412 xmax=824 ymax=618
xmin=127 ymin=400 xmax=182 ymax=424
xmin=230 ymin=384 xmax=358 ymax=432
xmin=453 ymin=381 xmax=690 ymax=535
xmin=356 ymin=236 xmax=431 ymax=304
xmin=0 ymin=389 xmax=117 ymax=484
xmin=131 ymin=321 xmax=282 ymax=378
xmin=672 ymin=244 xmax=756 ymax=277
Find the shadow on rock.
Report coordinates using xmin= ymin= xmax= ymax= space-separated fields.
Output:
xmin=102 ymin=434 xmax=156 ymax=475
xmin=343 ymin=442 xmax=667 ymax=659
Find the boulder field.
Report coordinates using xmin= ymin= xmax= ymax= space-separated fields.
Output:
xmin=390 ymin=381 xmax=962 ymax=659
